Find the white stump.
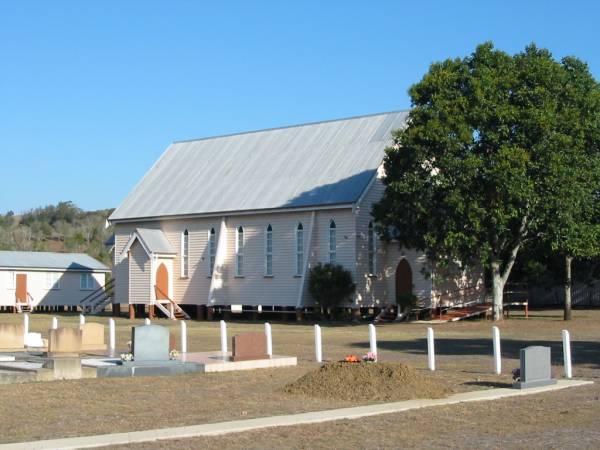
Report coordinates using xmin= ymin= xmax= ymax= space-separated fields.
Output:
xmin=427 ymin=327 xmax=435 ymax=371
xmin=492 ymin=326 xmax=501 ymax=375
xmin=79 ymin=314 xmax=85 ymax=326
xmin=144 ymin=318 xmax=151 ymax=325
xmin=368 ymin=323 xmax=377 ymax=356
xmin=51 ymin=316 xmax=58 ymax=330
xmin=23 ymin=313 xmax=29 ymax=337
xmin=562 ymin=329 xmax=572 ymax=379
xmin=220 ymin=320 xmax=227 ymax=354
xmin=314 ymin=324 xmax=322 ymax=363
xmin=181 ymin=321 xmax=187 ymax=353
xmin=108 ymin=318 xmax=116 ymax=355
xmin=265 ymin=322 xmax=272 ymax=357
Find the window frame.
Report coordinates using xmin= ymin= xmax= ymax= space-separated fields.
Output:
xmin=181 ymin=230 xmax=189 ymax=278
xmin=367 ymin=221 xmax=376 ymax=275
xmin=235 ymin=226 xmax=244 ymax=277
xmin=80 ymin=273 xmax=95 ymax=291
xmin=329 ymin=219 xmax=337 ymax=264
xmin=265 ymin=224 xmax=273 ymax=276
xmin=295 ymin=222 xmax=304 ymax=276
xmin=208 ymin=228 xmax=216 ymax=277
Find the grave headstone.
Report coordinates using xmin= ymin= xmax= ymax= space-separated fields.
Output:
xmin=131 ymin=324 xmax=169 ymax=362
xmin=232 ymin=332 xmax=268 ymax=361
xmin=48 ymin=328 xmax=82 ymax=356
xmin=514 ymin=346 xmax=557 ymax=389
xmin=0 ymin=324 xmax=25 ymax=351
xmin=79 ymin=323 xmax=106 ymax=352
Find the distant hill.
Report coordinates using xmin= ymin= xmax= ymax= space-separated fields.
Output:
xmin=0 ymin=201 xmax=113 ymax=265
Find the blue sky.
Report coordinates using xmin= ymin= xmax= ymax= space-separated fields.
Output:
xmin=1 ymin=1 xmax=599 ymax=213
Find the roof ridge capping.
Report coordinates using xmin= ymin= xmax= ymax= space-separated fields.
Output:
xmin=173 ymin=109 xmax=410 ymax=144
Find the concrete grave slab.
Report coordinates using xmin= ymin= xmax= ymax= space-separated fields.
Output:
xmin=25 ymin=332 xmax=45 ymax=348
xmin=514 ymin=346 xmax=557 ymax=389
xmin=0 ymin=323 xmax=25 ymax=351
xmin=80 ymin=323 xmax=106 ymax=352
xmin=131 ymin=325 xmax=169 ymax=362
xmin=48 ymin=328 xmax=82 ymax=356
xmin=182 ymin=351 xmax=297 ymax=373
xmin=43 ymin=357 xmax=82 ymax=380
xmin=232 ymin=332 xmax=268 ymax=362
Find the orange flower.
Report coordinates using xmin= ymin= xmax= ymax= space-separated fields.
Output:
xmin=345 ymin=355 xmax=360 ymax=363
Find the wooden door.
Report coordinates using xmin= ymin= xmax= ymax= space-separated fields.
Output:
xmin=15 ymin=274 xmax=27 ymax=303
xmin=155 ymin=263 xmax=169 ymax=299
xmin=395 ymin=259 xmax=413 ymax=301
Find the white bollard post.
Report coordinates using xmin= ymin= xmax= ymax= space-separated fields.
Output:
xmin=427 ymin=327 xmax=435 ymax=371
xmin=79 ymin=314 xmax=85 ymax=326
xmin=144 ymin=318 xmax=151 ymax=325
xmin=562 ymin=329 xmax=572 ymax=379
xmin=51 ymin=316 xmax=58 ymax=330
xmin=180 ymin=321 xmax=187 ymax=353
xmin=314 ymin=324 xmax=322 ymax=363
xmin=108 ymin=318 xmax=116 ymax=355
xmin=369 ymin=323 xmax=377 ymax=356
xmin=220 ymin=320 xmax=227 ymax=354
xmin=265 ymin=322 xmax=272 ymax=357
xmin=492 ymin=326 xmax=501 ymax=375
xmin=23 ymin=313 xmax=29 ymax=337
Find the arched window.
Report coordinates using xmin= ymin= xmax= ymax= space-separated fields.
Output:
xmin=265 ymin=224 xmax=273 ymax=276
xmin=368 ymin=221 xmax=376 ymax=274
xmin=208 ymin=228 xmax=216 ymax=276
xmin=329 ymin=220 xmax=337 ymax=264
xmin=235 ymin=226 xmax=244 ymax=276
xmin=181 ymin=230 xmax=189 ymax=278
xmin=296 ymin=223 xmax=304 ymax=276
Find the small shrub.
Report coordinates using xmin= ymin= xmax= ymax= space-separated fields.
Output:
xmin=308 ymin=263 xmax=356 ymax=314
xmin=396 ymin=292 xmax=418 ymax=312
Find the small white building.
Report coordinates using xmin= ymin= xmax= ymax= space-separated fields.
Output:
xmin=109 ymin=111 xmax=484 ymax=319
xmin=0 ymin=251 xmax=110 ymax=313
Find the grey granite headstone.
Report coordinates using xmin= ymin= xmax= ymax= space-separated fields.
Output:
xmin=131 ymin=325 xmax=169 ymax=362
xmin=514 ymin=346 xmax=557 ymax=389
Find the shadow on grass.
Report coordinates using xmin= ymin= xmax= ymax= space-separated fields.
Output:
xmin=351 ymin=338 xmax=600 ymax=368
xmin=463 ymin=380 xmax=513 ymax=388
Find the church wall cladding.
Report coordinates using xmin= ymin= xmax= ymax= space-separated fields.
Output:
xmin=112 ymin=207 xmax=357 ymax=308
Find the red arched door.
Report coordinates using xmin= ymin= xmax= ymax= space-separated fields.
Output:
xmin=156 ymin=263 xmax=169 ymax=299
xmin=395 ymin=259 xmax=413 ymax=302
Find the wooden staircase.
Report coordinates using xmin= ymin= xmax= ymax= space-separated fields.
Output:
xmin=79 ymin=279 xmax=115 ymax=315
xmin=154 ymin=286 xmax=191 ymax=320
xmin=15 ymin=293 xmax=33 ymax=313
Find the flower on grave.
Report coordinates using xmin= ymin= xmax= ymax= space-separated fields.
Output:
xmin=344 ymin=355 xmax=360 ymax=363
xmin=512 ymin=368 xmax=520 ymax=382
xmin=120 ymin=353 xmax=133 ymax=362
xmin=362 ymin=352 xmax=377 ymax=362
xmin=170 ymin=349 xmax=180 ymax=360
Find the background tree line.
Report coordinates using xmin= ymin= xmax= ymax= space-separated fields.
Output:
xmin=0 ymin=201 xmax=113 ymax=265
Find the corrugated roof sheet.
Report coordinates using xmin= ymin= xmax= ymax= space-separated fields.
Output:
xmin=109 ymin=110 xmax=409 ymax=221
xmin=136 ymin=228 xmax=176 ymax=254
xmin=0 ymin=251 xmax=110 ymax=272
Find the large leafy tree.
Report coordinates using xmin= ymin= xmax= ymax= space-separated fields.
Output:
xmin=373 ymin=43 xmax=600 ymax=320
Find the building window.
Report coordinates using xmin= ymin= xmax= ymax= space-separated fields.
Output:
xmin=265 ymin=224 xmax=273 ymax=276
xmin=296 ymin=223 xmax=304 ymax=276
xmin=329 ymin=220 xmax=337 ymax=264
xmin=368 ymin=221 xmax=376 ymax=275
xmin=80 ymin=273 xmax=95 ymax=290
xmin=45 ymin=272 xmax=61 ymax=290
xmin=235 ymin=226 xmax=244 ymax=276
xmin=181 ymin=230 xmax=189 ymax=278
xmin=208 ymin=228 xmax=216 ymax=276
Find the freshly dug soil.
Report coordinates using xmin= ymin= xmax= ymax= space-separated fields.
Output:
xmin=283 ymin=362 xmax=452 ymax=402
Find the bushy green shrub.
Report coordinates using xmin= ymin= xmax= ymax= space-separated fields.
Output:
xmin=396 ymin=292 xmax=418 ymax=312
xmin=308 ymin=263 xmax=356 ymax=311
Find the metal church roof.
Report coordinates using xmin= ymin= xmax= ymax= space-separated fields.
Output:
xmin=109 ymin=110 xmax=409 ymax=222
xmin=0 ymin=251 xmax=110 ymax=272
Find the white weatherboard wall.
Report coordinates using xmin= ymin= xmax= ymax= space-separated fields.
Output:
xmin=0 ymin=269 xmax=105 ymax=307
xmin=113 ymin=207 xmax=357 ymax=308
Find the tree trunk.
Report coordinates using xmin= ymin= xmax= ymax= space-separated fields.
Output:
xmin=491 ymin=260 xmax=504 ymax=321
xmin=564 ymin=255 xmax=573 ymax=321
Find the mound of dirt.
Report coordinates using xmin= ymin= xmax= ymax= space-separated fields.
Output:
xmin=283 ymin=362 xmax=452 ymax=402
